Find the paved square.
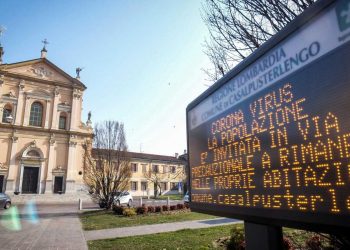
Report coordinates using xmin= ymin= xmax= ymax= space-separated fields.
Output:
xmin=0 ymin=204 xmax=87 ymax=250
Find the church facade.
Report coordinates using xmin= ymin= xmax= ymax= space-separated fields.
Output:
xmin=0 ymin=46 xmax=187 ymax=202
xmin=0 ymin=49 xmax=93 ymax=197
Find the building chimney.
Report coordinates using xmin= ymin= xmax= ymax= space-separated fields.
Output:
xmin=175 ymin=153 xmax=179 ymax=158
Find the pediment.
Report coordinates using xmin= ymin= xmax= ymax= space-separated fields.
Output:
xmin=1 ymin=58 xmax=86 ymax=89
xmin=1 ymin=58 xmax=75 ymax=84
xmin=7 ymin=62 xmax=71 ymax=83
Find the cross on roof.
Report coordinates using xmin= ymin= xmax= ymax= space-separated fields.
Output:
xmin=42 ymin=38 xmax=49 ymax=50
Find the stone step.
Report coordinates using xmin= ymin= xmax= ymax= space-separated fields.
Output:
xmin=8 ymin=193 xmax=94 ymax=204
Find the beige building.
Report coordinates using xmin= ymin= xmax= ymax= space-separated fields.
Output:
xmin=0 ymin=48 xmax=93 ymax=196
xmin=90 ymin=149 xmax=186 ymax=197
xmin=127 ymin=152 xmax=186 ymax=197
xmin=0 ymin=46 xmax=186 ymax=202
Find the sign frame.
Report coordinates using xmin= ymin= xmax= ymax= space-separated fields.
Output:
xmin=186 ymin=0 xmax=350 ymax=234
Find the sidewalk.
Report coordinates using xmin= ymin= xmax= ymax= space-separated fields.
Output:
xmin=84 ymin=217 xmax=241 ymax=241
xmin=0 ymin=204 xmax=87 ymax=250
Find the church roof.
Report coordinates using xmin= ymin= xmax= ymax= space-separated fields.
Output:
xmin=0 ymin=57 xmax=86 ymax=89
xmin=92 ymin=148 xmax=185 ymax=164
xmin=126 ymin=151 xmax=185 ymax=164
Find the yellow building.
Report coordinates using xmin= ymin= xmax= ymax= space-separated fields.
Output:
xmin=127 ymin=152 xmax=186 ymax=197
xmin=0 ymin=47 xmax=93 ymax=198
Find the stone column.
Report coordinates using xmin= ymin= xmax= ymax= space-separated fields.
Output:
xmin=0 ymin=108 xmax=3 ymax=124
xmin=6 ymin=135 xmax=18 ymax=193
xmin=0 ymin=76 xmax=4 ymax=122
xmin=66 ymin=136 xmax=77 ymax=193
xmin=67 ymin=112 xmax=71 ymax=130
xmin=51 ymin=87 xmax=59 ymax=129
xmin=70 ymin=89 xmax=81 ymax=131
xmin=11 ymin=103 xmax=17 ymax=122
xmin=23 ymin=96 xmax=31 ymax=126
xmin=0 ymin=74 xmax=4 ymax=97
xmin=70 ymin=100 xmax=75 ymax=130
xmin=44 ymin=100 xmax=51 ymax=129
xmin=14 ymin=80 xmax=25 ymax=125
xmin=45 ymin=134 xmax=56 ymax=193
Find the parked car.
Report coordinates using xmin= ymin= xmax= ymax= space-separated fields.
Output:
xmin=183 ymin=191 xmax=189 ymax=204
xmin=113 ymin=191 xmax=133 ymax=207
xmin=0 ymin=193 xmax=11 ymax=209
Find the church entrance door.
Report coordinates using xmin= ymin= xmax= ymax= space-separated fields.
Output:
xmin=22 ymin=167 xmax=39 ymax=194
xmin=0 ymin=175 xmax=4 ymax=193
xmin=54 ymin=176 xmax=64 ymax=193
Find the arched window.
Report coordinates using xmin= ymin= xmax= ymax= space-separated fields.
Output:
xmin=26 ymin=150 xmax=40 ymax=158
xmin=59 ymin=113 xmax=67 ymax=130
xmin=29 ymin=102 xmax=43 ymax=127
xmin=2 ymin=104 xmax=12 ymax=123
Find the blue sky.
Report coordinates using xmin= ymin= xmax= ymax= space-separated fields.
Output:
xmin=0 ymin=0 xmax=212 ymax=156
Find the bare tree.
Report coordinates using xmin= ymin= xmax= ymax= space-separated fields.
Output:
xmin=83 ymin=121 xmax=131 ymax=209
xmin=202 ymin=0 xmax=315 ymax=81
xmin=143 ymin=165 xmax=184 ymax=198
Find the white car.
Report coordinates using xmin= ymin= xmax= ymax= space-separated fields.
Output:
xmin=183 ymin=191 xmax=189 ymax=204
xmin=113 ymin=191 xmax=133 ymax=207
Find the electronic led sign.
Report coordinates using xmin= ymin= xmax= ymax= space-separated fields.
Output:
xmin=187 ymin=0 xmax=350 ymax=230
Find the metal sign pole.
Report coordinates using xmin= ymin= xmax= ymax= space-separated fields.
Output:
xmin=244 ymin=221 xmax=283 ymax=250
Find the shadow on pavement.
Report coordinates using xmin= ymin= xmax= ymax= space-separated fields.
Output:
xmin=199 ymin=218 xmax=238 ymax=225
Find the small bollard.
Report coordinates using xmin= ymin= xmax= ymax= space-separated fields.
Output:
xmin=140 ymin=197 xmax=143 ymax=207
xmin=167 ymin=196 xmax=170 ymax=207
xmin=79 ymin=198 xmax=82 ymax=210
